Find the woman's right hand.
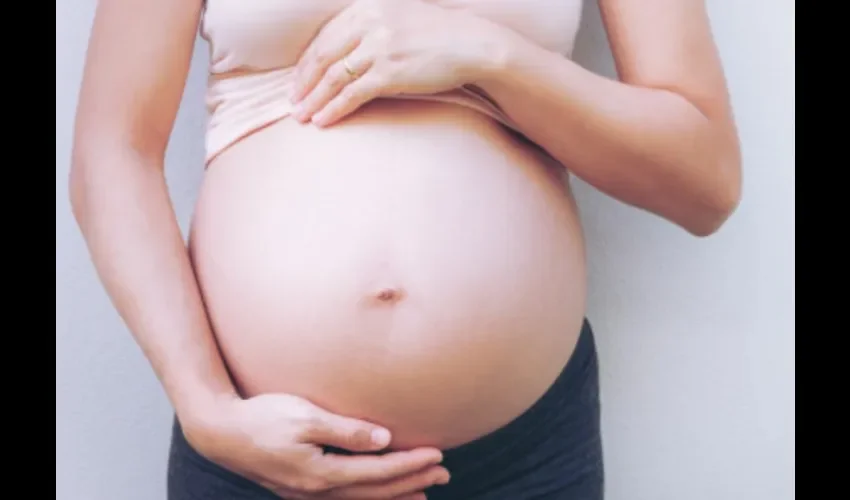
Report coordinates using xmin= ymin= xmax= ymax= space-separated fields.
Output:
xmin=181 ymin=393 xmax=450 ymax=500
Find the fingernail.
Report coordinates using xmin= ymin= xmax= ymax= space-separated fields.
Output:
xmin=371 ymin=428 xmax=391 ymax=446
xmin=436 ymin=473 xmax=450 ymax=485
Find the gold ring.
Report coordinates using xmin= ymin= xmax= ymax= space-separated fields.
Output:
xmin=342 ymin=56 xmax=359 ymax=79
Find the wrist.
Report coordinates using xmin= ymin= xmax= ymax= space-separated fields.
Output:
xmin=464 ymin=19 xmax=524 ymax=87
xmin=448 ymin=13 xmax=511 ymax=85
xmin=172 ymin=382 xmax=239 ymax=429
xmin=176 ymin=390 xmax=242 ymax=456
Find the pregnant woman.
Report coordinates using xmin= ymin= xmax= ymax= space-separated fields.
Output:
xmin=69 ymin=0 xmax=741 ymax=498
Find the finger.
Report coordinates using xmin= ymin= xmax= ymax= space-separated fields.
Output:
xmin=310 ymin=72 xmax=385 ymax=127
xmin=319 ymin=447 xmax=444 ymax=487
xmin=292 ymin=10 xmax=362 ymax=102
xmin=300 ymin=405 xmax=392 ymax=452
xmin=295 ymin=48 xmax=373 ymax=123
xmin=294 ymin=5 xmax=357 ymax=73
xmin=321 ymin=465 xmax=449 ymax=499
xmin=318 ymin=491 xmax=427 ymax=500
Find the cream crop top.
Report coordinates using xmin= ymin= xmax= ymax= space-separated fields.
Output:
xmin=199 ymin=0 xmax=583 ymax=164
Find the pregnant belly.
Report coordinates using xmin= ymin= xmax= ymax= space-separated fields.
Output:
xmin=189 ymin=100 xmax=588 ymax=450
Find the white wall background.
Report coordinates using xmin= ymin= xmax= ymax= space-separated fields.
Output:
xmin=56 ymin=1 xmax=795 ymax=499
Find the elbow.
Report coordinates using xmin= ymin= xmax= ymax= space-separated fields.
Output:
xmin=682 ymin=147 xmax=742 ymax=238
xmin=68 ymin=149 xmax=93 ymax=229
xmin=68 ymin=128 xmax=103 ymax=226
xmin=67 ymin=138 xmax=148 ymax=229
xmin=684 ymin=183 xmax=740 ymax=237
xmin=68 ymin=143 xmax=107 ymax=231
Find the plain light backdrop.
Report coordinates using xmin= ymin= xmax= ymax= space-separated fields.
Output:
xmin=56 ymin=1 xmax=795 ymax=499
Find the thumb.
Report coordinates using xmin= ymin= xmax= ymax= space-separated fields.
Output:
xmin=301 ymin=406 xmax=392 ymax=452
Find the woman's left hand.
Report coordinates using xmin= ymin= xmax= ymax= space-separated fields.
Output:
xmin=290 ymin=0 xmax=504 ymax=126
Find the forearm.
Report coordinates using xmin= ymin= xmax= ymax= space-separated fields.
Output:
xmin=69 ymin=148 xmax=238 ymax=419
xmin=474 ymin=31 xmax=741 ymax=236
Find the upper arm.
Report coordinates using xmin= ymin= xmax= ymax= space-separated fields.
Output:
xmin=598 ymin=0 xmax=741 ymax=202
xmin=73 ymin=0 xmax=204 ymax=164
xmin=598 ymin=0 xmax=735 ymax=126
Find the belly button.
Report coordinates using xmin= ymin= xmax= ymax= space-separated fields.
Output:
xmin=372 ymin=287 xmax=405 ymax=305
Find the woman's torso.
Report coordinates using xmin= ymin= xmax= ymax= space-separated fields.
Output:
xmin=189 ymin=0 xmax=587 ymax=450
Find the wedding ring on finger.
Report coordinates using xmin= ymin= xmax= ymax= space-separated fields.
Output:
xmin=342 ymin=55 xmax=360 ymax=80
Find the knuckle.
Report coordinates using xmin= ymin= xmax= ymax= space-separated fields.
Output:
xmin=313 ymin=49 xmax=329 ymax=65
xmin=386 ymin=50 xmax=404 ymax=63
xmin=373 ymin=26 xmax=393 ymax=45
xmin=351 ymin=427 xmax=373 ymax=446
xmin=304 ymin=414 xmax=324 ymax=432
xmin=292 ymin=415 xmax=321 ymax=439
xmin=332 ymin=427 xmax=357 ymax=447
xmin=364 ymin=4 xmax=389 ymax=24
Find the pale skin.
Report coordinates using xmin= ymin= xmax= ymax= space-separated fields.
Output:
xmin=293 ymin=0 xmax=741 ymax=236
xmin=69 ymin=0 xmax=741 ymax=499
